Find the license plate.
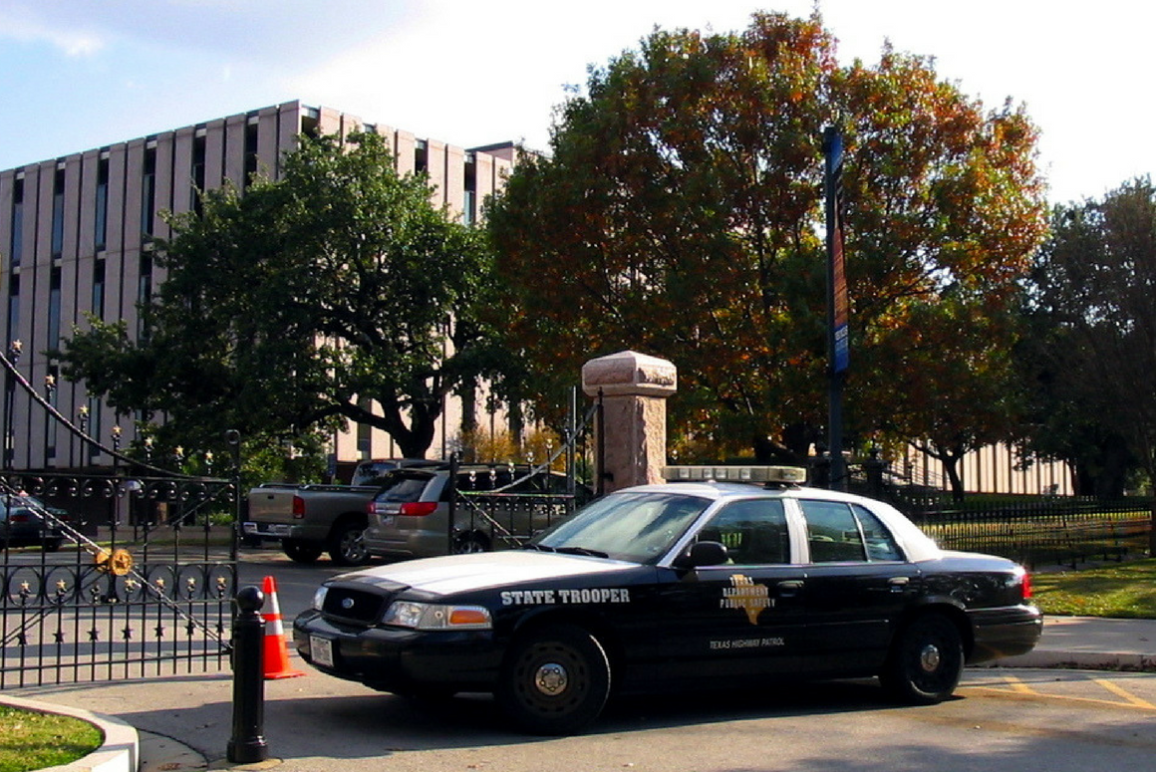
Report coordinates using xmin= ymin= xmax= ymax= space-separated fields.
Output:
xmin=310 ymin=635 xmax=334 ymax=668
xmin=378 ymin=515 xmax=394 ymax=527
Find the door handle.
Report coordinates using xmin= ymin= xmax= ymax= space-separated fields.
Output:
xmin=777 ymin=580 xmax=804 ymax=596
xmin=889 ymin=577 xmax=910 ymax=592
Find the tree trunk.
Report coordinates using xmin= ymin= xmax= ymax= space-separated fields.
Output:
xmin=943 ymin=457 xmax=966 ymax=503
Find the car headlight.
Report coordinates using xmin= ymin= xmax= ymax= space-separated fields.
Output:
xmin=312 ymin=586 xmax=328 ymax=611
xmin=382 ymin=600 xmax=492 ymax=631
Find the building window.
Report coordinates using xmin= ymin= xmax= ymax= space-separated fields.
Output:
xmin=91 ymin=259 xmax=105 ymax=319
xmin=415 ymin=140 xmax=427 ymax=175
xmin=244 ymin=121 xmax=259 ymax=189
xmin=137 ymin=255 xmax=152 ymax=339
xmin=9 ymin=177 xmax=22 ymax=267
xmin=95 ymin=157 xmax=109 ymax=252
xmin=51 ymin=168 xmax=65 ymax=258
xmin=356 ymin=398 xmax=373 ymax=459
xmin=5 ymin=275 xmax=18 ymax=345
xmin=463 ymin=155 xmax=477 ymax=225
xmin=141 ymin=147 xmax=156 ymax=237
xmin=47 ymin=267 xmax=62 ymax=348
xmin=192 ymin=134 xmax=206 ymax=217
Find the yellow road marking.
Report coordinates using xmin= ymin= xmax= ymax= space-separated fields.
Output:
xmin=1094 ymin=678 xmax=1156 ymax=709
xmin=1002 ymin=675 xmax=1037 ymax=695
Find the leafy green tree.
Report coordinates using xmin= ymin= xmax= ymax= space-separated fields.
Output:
xmin=1017 ymin=178 xmax=1156 ymax=509
xmin=58 ymin=132 xmax=503 ymax=461
xmin=486 ymin=12 xmax=1047 ymax=480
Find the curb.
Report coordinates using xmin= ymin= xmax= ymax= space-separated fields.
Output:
xmin=995 ymin=650 xmax=1156 ymax=672
xmin=0 ymin=695 xmax=137 ymax=772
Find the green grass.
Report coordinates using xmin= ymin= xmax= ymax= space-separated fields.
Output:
xmin=1032 ymin=558 xmax=1156 ymax=618
xmin=0 ymin=706 xmax=102 ymax=772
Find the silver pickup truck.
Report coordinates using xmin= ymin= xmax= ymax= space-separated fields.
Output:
xmin=243 ymin=483 xmax=379 ymax=565
xmin=243 ymin=460 xmax=442 ymax=565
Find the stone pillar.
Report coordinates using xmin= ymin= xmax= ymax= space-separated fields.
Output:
xmin=581 ymin=351 xmax=677 ymax=494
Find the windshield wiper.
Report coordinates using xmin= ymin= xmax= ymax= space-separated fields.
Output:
xmin=554 ymin=546 xmax=609 ymax=558
xmin=522 ymin=543 xmax=556 ymax=552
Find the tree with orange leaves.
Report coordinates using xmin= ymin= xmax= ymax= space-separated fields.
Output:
xmin=487 ymin=12 xmax=1047 ymax=480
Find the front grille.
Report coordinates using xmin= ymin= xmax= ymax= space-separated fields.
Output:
xmin=321 ymin=586 xmax=391 ymax=626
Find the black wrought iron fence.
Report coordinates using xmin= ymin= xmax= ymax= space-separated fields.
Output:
xmin=903 ymin=496 xmax=1154 ymax=568
xmin=1 ymin=470 xmax=238 ymax=687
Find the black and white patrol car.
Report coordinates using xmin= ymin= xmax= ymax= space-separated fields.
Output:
xmin=292 ymin=466 xmax=1042 ymax=735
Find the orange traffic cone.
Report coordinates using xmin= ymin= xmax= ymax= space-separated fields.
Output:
xmin=261 ymin=575 xmax=305 ymax=679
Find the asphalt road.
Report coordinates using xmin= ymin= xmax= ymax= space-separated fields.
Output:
xmin=11 ymin=547 xmax=1156 ymax=772
xmin=223 ymin=550 xmax=1156 ymax=772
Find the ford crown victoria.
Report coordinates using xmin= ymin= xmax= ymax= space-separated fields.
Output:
xmin=292 ymin=466 xmax=1042 ymax=734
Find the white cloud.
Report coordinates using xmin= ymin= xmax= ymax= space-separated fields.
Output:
xmin=0 ymin=5 xmax=106 ymax=56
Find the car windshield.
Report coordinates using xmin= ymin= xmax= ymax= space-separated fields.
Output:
xmin=531 ymin=492 xmax=711 ymax=564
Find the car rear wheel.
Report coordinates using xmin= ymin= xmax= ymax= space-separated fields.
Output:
xmin=42 ymin=538 xmax=63 ymax=552
xmin=497 ymin=623 xmax=611 ymax=735
xmin=880 ymin=613 xmax=964 ymax=705
xmin=329 ymin=521 xmax=371 ymax=566
xmin=282 ymin=539 xmax=323 ymax=564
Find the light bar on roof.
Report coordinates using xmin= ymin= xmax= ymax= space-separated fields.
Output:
xmin=661 ymin=466 xmax=807 ymax=484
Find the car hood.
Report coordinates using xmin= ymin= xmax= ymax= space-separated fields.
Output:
xmin=336 ymin=551 xmax=638 ymax=597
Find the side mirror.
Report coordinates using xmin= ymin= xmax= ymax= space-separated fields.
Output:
xmin=674 ymin=540 xmax=729 ymax=569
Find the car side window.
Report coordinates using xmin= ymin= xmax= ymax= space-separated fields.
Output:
xmin=699 ymin=499 xmax=789 ymax=565
xmin=851 ymin=504 xmax=904 ymax=561
xmin=798 ymin=500 xmax=867 ymax=563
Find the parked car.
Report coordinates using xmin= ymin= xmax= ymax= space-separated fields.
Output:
xmin=295 ymin=465 xmax=1042 ymax=735
xmin=0 ymin=494 xmax=71 ymax=551
xmin=363 ymin=464 xmax=591 ymax=559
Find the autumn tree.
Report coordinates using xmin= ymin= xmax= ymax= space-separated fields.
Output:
xmin=487 ymin=12 xmax=1047 ymax=481
xmin=58 ymin=131 xmax=504 ymax=460
xmin=1017 ymin=178 xmax=1156 ymax=507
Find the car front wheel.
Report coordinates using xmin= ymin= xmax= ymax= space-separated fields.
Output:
xmin=880 ymin=613 xmax=964 ymax=705
xmin=497 ymin=623 xmax=611 ymax=735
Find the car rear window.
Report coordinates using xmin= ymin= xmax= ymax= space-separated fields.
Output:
xmin=374 ymin=472 xmax=435 ymax=503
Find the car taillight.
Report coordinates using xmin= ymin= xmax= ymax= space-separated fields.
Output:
xmin=1021 ymin=572 xmax=1033 ymax=600
xmin=10 ymin=513 xmax=31 ymax=523
xmin=398 ymin=502 xmax=437 ymax=517
xmin=292 ymin=496 xmax=306 ymax=519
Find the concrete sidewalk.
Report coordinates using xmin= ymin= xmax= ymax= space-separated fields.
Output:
xmin=5 ymin=614 xmax=1155 ymax=771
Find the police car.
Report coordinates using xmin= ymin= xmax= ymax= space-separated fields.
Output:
xmin=292 ymin=466 xmax=1042 ymax=735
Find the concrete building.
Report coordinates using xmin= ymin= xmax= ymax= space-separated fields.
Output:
xmin=0 ymin=100 xmax=515 ymax=471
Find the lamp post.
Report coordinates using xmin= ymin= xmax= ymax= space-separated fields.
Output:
xmin=3 ymin=340 xmax=21 ymax=470
xmin=77 ymin=404 xmax=89 ymax=469
xmin=111 ymin=425 xmax=122 ymax=532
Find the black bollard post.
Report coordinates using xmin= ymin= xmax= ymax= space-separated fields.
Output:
xmin=228 ymin=585 xmax=269 ymax=763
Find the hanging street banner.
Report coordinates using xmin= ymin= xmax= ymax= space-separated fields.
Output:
xmin=825 ymin=129 xmax=849 ymax=375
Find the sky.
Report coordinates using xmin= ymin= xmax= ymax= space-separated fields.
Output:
xmin=0 ymin=0 xmax=1150 ymax=205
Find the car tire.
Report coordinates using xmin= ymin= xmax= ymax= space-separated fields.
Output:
xmin=452 ymin=532 xmax=490 ymax=555
xmin=497 ymin=623 xmax=611 ymax=735
xmin=42 ymin=538 xmax=63 ymax=552
xmin=329 ymin=521 xmax=371 ymax=566
xmin=880 ymin=613 xmax=964 ymax=705
xmin=282 ymin=539 xmax=323 ymax=564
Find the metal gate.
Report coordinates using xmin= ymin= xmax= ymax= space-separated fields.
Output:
xmin=1 ymin=347 xmax=239 ymax=687
xmin=447 ymin=394 xmax=600 ymax=552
